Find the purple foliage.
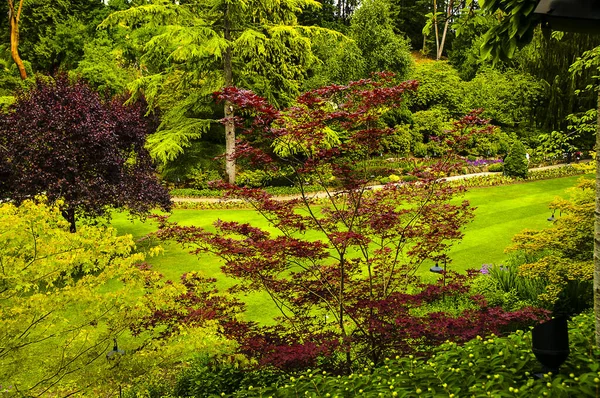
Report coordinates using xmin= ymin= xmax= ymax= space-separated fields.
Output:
xmin=0 ymin=75 xmax=171 ymax=232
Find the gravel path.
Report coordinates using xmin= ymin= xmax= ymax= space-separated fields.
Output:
xmin=171 ymin=162 xmax=585 ymax=203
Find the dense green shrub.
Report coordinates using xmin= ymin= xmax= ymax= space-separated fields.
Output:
xmin=236 ymin=311 xmax=600 ymax=397
xmin=381 ymin=124 xmax=412 ymax=155
xmin=463 ymin=68 xmax=545 ymax=128
xmin=504 ymin=141 xmax=529 ymax=178
xmin=408 ymin=62 xmax=466 ymax=116
xmin=413 ymin=141 xmax=428 ymax=158
xmin=174 ymin=356 xmax=285 ymax=398
xmin=487 ymin=163 xmax=504 ymax=172
xmin=470 ymin=263 xmax=546 ymax=312
xmin=236 ymin=169 xmax=272 ymax=188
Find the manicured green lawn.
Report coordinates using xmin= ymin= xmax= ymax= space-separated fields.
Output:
xmin=447 ymin=175 xmax=586 ymax=272
xmin=110 ymin=174 xmax=589 ymax=322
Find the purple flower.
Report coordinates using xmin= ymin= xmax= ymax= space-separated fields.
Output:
xmin=466 ymin=158 xmax=504 ymax=167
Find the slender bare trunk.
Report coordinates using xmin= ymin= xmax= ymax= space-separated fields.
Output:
xmin=223 ymin=4 xmax=235 ymax=184
xmin=61 ymin=207 xmax=77 ymax=233
xmin=594 ymin=89 xmax=600 ymax=346
xmin=437 ymin=0 xmax=454 ymax=60
xmin=338 ymin=254 xmax=351 ymax=372
xmin=8 ymin=0 xmax=27 ymax=80
xmin=433 ymin=0 xmax=440 ymax=60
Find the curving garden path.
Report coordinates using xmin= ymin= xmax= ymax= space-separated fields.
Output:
xmin=171 ymin=162 xmax=588 ymax=203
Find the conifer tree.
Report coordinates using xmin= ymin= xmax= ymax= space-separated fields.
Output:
xmin=503 ymin=140 xmax=528 ymax=178
xmin=100 ymin=0 xmax=335 ymax=183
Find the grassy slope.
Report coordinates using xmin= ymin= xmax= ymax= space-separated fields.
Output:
xmin=110 ymin=175 xmax=588 ymax=322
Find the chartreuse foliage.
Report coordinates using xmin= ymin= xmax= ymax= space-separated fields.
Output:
xmin=508 ymin=177 xmax=594 ymax=313
xmin=235 ymin=310 xmax=600 ymax=397
xmin=0 ymin=199 xmax=237 ymax=396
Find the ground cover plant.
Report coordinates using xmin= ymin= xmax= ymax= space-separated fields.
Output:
xmin=149 ymin=75 xmax=551 ymax=374
xmin=231 ymin=310 xmax=600 ymax=397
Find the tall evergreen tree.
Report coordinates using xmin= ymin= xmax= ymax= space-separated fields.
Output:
xmin=101 ymin=0 xmax=334 ymax=184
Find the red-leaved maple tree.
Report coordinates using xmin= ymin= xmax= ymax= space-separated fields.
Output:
xmin=153 ymin=73 xmax=548 ymax=372
xmin=0 ymin=75 xmax=171 ymax=232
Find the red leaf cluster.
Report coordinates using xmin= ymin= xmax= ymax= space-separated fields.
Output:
xmin=153 ymin=76 xmax=532 ymax=372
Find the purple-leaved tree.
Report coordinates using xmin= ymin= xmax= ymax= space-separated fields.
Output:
xmin=0 ymin=75 xmax=171 ymax=232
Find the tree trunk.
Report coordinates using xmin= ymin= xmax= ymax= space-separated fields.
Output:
xmin=437 ymin=0 xmax=454 ymax=60
xmin=8 ymin=0 xmax=27 ymax=80
xmin=595 ymin=89 xmax=600 ymax=346
xmin=61 ymin=207 xmax=77 ymax=233
xmin=223 ymin=4 xmax=236 ymax=184
xmin=433 ymin=0 xmax=440 ymax=60
xmin=338 ymin=254 xmax=351 ymax=373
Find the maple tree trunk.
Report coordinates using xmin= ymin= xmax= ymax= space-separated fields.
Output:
xmin=8 ymin=0 xmax=27 ymax=80
xmin=595 ymin=89 xmax=600 ymax=346
xmin=338 ymin=254 xmax=352 ymax=372
xmin=61 ymin=207 xmax=77 ymax=233
xmin=223 ymin=5 xmax=235 ymax=184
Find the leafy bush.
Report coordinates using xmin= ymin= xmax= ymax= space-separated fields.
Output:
xmin=173 ymin=355 xmax=286 ymax=398
xmin=504 ymin=140 xmax=529 ymax=178
xmin=471 ymin=263 xmax=546 ymax=311
xmin=463 ymin=68 xmax=545 ymax=128
xmin=236 ymin=169 xmax=272 ymax=188
xmin=487 ymin=162 xmax=504 ymax=172
xmin=408 ymin=62 xmax=466 ymax=117
xmin=237 ymin=311 xmax=600 ymax=397
xmin=413 ymin=141 xmax=429 ymax=158
xmin=381 ymin=124 xmax=412 ymax=155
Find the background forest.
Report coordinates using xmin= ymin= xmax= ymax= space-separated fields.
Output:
xmin=2 ymin=0 xmax=600 ymax=397
xmin=2 ymin=0 xmax=599 ymax=187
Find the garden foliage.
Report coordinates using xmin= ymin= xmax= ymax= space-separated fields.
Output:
xmin=155 ymin=74 xmax=546 ymax=372
xmin=503 ymin=140 xmax=529 ymax=179
xmin=236 ymin=311 xmax=600 ymax=397
xmin=508 ymin=177 xmax=595 ymax=314
xmin=0 ymin=199 xmax=238 ymax=396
